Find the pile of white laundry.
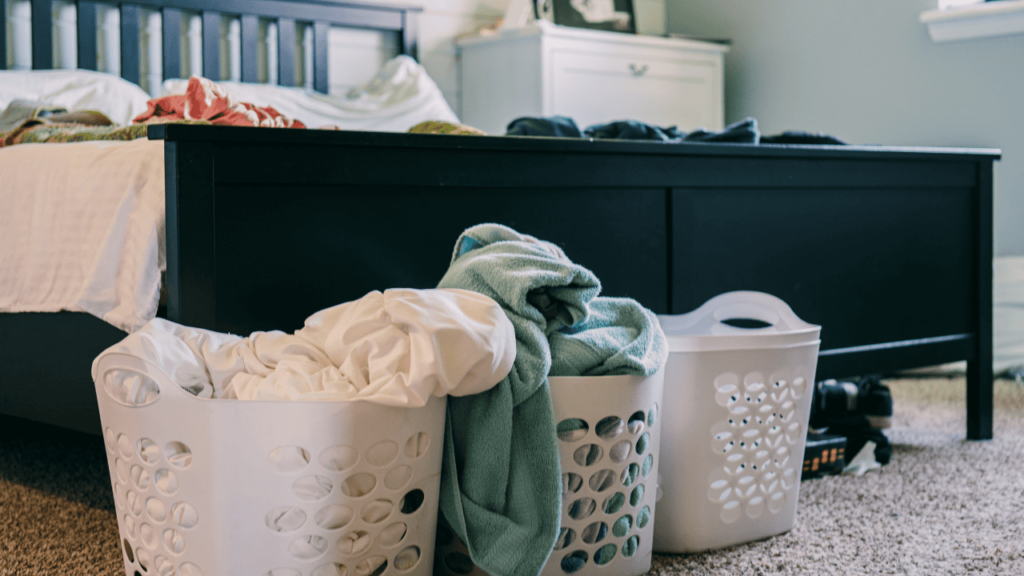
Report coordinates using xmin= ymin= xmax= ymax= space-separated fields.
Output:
xmin=92 ymin=288 xmax=516 ymax=406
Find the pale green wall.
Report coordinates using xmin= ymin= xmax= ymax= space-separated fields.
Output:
xmin=667 ymin=0 xmax=1024 ymax=255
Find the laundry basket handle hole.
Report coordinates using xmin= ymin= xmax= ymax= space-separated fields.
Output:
xmin=719 ymin=318 xmax=773 ymax=329
xmin=711 ymin=301 xmax=781 ymax=329
xmin=103 ymin=368 xmax=161 ymax=407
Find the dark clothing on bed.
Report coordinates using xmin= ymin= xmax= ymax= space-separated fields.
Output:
xmin=583 ymin=120 xmax=686 ymax=141
xmin=760 ymin=130 xmax=847 ymax=145
xmin=505 ymin=115 xmax=585 ymax=138
xmin=683 ymin=117 xmax=760 ymax=143
xmin=505 ymin=115 xmax=845 ymax=145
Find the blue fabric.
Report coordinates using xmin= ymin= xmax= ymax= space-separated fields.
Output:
xmin=760 ymin=130 xmax=847 ymax=145
xmin=505 ymin=115 xmax=761 ymax=143
xmin=506 ymin=115 xmax=583 ymax=138
xmin=683 ymin=117 xmax=760 ymax=143
xmin=502 ymin=115 xmax=843 ymax=145
xmin=583 ymin=120 xmax=685 ymax=142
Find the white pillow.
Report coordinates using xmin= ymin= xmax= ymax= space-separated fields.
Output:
xmin=0 ymin=69 xmax=151 ymax=126
xmin=161 ymin=55 xmax=459 ymax=132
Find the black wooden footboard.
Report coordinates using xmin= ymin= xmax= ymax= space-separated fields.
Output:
xmin=154 ymin=124 xmax=999 ymax=440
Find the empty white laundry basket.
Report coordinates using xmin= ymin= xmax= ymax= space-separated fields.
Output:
xmin=94 ymin=352 xmax=446 ymax=576
xmin=432 ymin=372 xmax=664 ymax=576
xmin=653 ymin=291 xmax=821 ymax=553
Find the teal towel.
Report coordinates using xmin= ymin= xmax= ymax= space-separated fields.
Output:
xmin=549 ymin=296 xmax=668 ymax=377
xmin=436 ymin=224 xmax=600 ymax=576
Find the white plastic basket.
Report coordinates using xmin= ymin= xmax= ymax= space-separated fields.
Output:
xmin=94 ymin=352 xmax=446 ymax=576
xmin=653 ymin=291 xmax=821 ymax=553
xmin=433 ymin=372 xmax=665 ymax=576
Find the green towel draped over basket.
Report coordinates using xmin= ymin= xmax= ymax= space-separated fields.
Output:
xmin=436 ymin=224 xmax=667 ymax=576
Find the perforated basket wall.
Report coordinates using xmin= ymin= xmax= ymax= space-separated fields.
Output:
xmin=95 ymin=352 xmax=445 ymax=576
xmin=432 ymin=372 xmax=665 ymax=576
xmin=652 ymin=345 xmax=819 ymax=553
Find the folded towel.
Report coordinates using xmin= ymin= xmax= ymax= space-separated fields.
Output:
xmin=436 ymin=224 xmax=600 ymax=576
xmin=549 ymin=296 xmax=668 ymax=377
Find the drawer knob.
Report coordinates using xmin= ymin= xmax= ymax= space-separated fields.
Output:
xmin=628 ymin=63 xmax=649 ymax=77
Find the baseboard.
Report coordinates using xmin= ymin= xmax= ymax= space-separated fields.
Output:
xmin=994 ymin=256 xmax=1024 ymax=373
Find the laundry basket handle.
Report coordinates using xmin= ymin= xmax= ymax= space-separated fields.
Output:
xmin=94 ymin=352 xmax=201 ymax=408
xmin=713 ymin=292 xmax=788 ymax=326
xmin=697 ymin=291 xmax=815 ymax=335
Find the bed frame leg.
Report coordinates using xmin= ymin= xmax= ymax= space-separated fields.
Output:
xmin=966 ymin=359 xmax=993 ymax=440
xmin=967 ymin=160 xmax=994 ymax=441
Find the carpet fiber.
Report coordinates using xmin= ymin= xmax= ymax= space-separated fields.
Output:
xmin=2 ymin=376 xmax=1023 ymax=575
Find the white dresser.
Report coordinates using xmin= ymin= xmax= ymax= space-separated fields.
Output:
xmin=456 ymin=21 xmax=729 ymax=136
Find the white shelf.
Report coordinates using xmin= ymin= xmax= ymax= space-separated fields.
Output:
xmin=920 ymin=0 xmax=1024 ymax=42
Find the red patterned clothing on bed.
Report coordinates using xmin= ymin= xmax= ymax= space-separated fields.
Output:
xmin=133 ymin=76 xmax=306 ymax=128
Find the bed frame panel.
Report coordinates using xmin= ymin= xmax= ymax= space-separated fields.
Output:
xmin=151 ymin=124 xmax=999 ymax=441
xmin=0 ymin=126 xmax=1000 ymax=440
xmin=2 ymin=0 xmax=421 ymax=92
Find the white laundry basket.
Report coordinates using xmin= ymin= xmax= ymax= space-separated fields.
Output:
xmin=94 ymin=352 xmax=446 ymax=576
xmin=653 ymin=291 xmax=821 ymax=553
xmin=432 ymin=371 xmax=664 ymax=576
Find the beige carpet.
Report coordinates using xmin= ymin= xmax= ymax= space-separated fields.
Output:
xmin=3 ymin=376 xmax=1023 ymax=576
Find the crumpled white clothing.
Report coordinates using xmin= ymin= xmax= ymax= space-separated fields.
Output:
xmin=93 ymin=288 xmax=516 ymax=406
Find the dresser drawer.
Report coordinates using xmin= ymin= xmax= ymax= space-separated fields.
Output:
xmin=550 ymin=50 xmax=719 ymax=131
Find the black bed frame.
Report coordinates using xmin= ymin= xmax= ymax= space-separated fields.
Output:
xmin=0 ymin=0 xmax=1001 ymax=442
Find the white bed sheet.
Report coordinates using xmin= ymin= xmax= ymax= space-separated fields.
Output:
xmin=0 ymin=139 xmax=165 ymax=332
xmin=0 ymin=69 xmax=153 ymax=126
xmin=0 ymin=59 xmax=460 ymax=333
xmin=161 ymin=56 xmax=459 ymax=131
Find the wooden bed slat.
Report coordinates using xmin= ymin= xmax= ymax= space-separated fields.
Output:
xmin=202 ymin=10 xmax=220 ymax=79
xmin=119 ymin=4 xmax=141 ymax=84
xmin=31 ymin=0 xmax=53 ymax=69
xmin=161 ymin=7 xmax=181 ymax=80
xmin=76 ymin=0 xmax=97 ymax=70
xmin=0 ymin=0 xmax=7 ymax=70
xmin=402 ymin=10 xmax=418 ymax=61
xmin=13 ymin=0 xmax=422 ymax=94
xmin=313 ymin=20 xmax=328 ymax=94
xmin=240 ymin=14 xmax=258 ymax=83
xmin=277 ymin=17 xmax=295 ymax=86
xmin=118 ymin=0 xmax=410 ymax=31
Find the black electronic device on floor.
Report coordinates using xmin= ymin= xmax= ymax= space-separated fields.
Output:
xmin=802 ymin=433 xmax=847 ymax=480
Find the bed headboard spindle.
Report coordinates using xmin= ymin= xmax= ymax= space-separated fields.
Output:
xmin=2 ymin=0 xmax=421 ymax=94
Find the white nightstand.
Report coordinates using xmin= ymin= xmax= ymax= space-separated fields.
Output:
xmin=456 ymin=21 xmax=729 ymax=136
